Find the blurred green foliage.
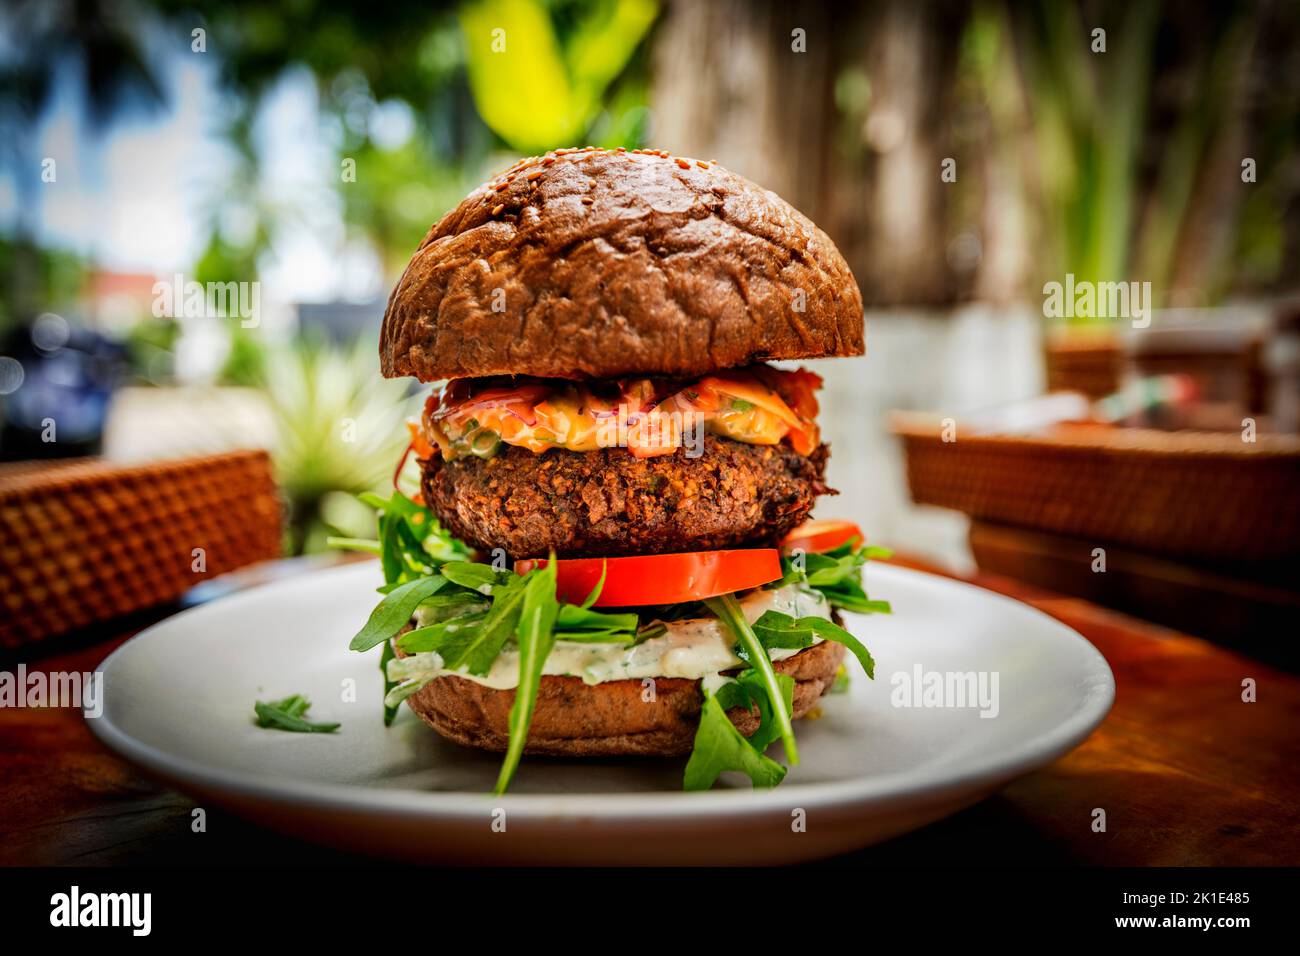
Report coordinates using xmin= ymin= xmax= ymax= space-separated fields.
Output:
xmin=962 ymin=0 xmax=1298 ymax=318
xmin=460 ymin=0 xmax=657 ymax=152
xmin=123 ymin=316 xmax=181 ymax=385
xmin=256 ymin=336 xmax=420 ymax=554
xmin=0 ymin=236 xmax=87 ymax=337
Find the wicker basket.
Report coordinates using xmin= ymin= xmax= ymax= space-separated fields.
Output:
xmin=0 ymin=450 xmax=283 ymax=650
xmin=891 ymin=413 xmax=1300 ymax=562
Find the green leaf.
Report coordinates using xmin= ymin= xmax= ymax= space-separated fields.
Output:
xmin=552 ymin=628 xmax=637 ymax=644
xmin=746 ymin=608 xmax=877 ymax=681
xmin=780 ymin=543 xmax=893 ymax=616
xmin=378 ymin=640 xmax=399 ymax=726
xmin=396 ymin=612 xmax=490 ymax=654
xmin=442 ymin=576 xmax=529 ymax=675
xmin=459 ymin=0 xmax=658 ymax=153
xmin=378 ymin=510 xmax=403 ymax=584
xmin=254 ymin=695 xmax=340 ymax=734
xmin=746 ymin=610 xmax=816 ymax=659
xmin=349 ymin=574 xmax=448 ymax=651
xmin=324 ymin=536 xmax=381 ymax=555
xmin=353 ymin=490 xmax=471 ymax=586
xmin=440 ymin=561 xmax=505 ymax=595
xmin=684 ymin=691 xmax=787 ymax=791
xmin=554 ymin=603 xmax=638 ymax=637
xmin=460 ymin=0 xmax=581 ymax=152
xmin=578 ymin=560 xmax=607 ymax=609
xmin=494 ymin=562 xmax=560 ymax=795
xmin=704 ymin=594 xmax=798 ymax=765
xmin=718 ymin=669 xmax=796 ymax=754
xmin=805 ymin=617 xmax=876 ymax=680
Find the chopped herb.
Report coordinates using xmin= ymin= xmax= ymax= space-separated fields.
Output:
xmin=254 ymin=694 xmax=340 ymax=734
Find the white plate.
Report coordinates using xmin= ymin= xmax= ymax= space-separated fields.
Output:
xmin=90 ymin=562 xmax=1114 ymax=865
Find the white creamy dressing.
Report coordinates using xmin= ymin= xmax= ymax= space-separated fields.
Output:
xmin=407 ymin=583 xmax=830 ymax=690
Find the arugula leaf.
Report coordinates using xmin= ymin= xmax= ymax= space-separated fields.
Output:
xmin=745 ymin=610 xmax=816 ymax=659
xmin=805 ymin=616 xmax=876 ymax=679
xmin=779 ymin=543 xmax=893 ymax=615
xmin=349 ymin=574 xmax=449 ymax=651
xmin=748 ymin=610 xmax=877 ymax=680
xmin=442 ymin=575 xmax=529 ymax=675
xmin=254 ymin=694 xmax=340 ymax=734
xmin=494 ymin=561 xmax=560 ymax=795
xmin=719 ymin=669 xmax=796 ymax=754
xmin=396 ymin=611 xmax=490 ymax=654
xmin=553 ymin=604 xmax=640 ymax=643
xmin=704 ymin=594 xmax=798 ymax=765
xmin=378 ymin=507 xmax=404 ymax=584
xmin=578 ymin=560 xmax=607 ymax=609
xmin=378 ymin=640 xmax=399 ymax=726
xmin=684 ymin=691 xmax=787 ymax=791
xmin=356 ymin=490 xmax=472 ymax=585
xmin=440 ymin=561 xmax=506 ymax=595
xmin=634 ymin=621 xmax=668 ymax=642
xmin=414 ymin=590 xmax=491 ymax=618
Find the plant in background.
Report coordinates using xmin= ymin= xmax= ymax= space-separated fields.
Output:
xmin=122 ymin=315 xmax=181 ymax=385
xmin=460 ymin=0 xmax=658 ymax=153
xmin=965 ymin=0 xmax=1293 ymax=317
xmin=259 ymin=336 xmax=419 ymax=554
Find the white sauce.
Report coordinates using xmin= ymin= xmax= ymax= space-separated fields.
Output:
xmin=408 ymin=584 xmax=830 ymax=690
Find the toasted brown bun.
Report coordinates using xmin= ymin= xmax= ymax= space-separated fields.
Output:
xmin=401 ymin=639 xmax=846 ymax=757
xmin=380 ymin=147 xmax=864 ymax=382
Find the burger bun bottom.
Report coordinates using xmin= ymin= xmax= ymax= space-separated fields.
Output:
xmin=401 ymin=639 xmax=846 ymax=757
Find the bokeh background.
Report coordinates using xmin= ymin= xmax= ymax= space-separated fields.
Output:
xmin=2 ymin=0 xmax=1297 ymax=569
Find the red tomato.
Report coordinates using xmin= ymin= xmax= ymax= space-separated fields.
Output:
xmin=780 ymin=519 xmax=863 ymax=554
xmin=514 ymin=549 xmax=783 ymax=607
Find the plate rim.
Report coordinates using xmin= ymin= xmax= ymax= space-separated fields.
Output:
xmin=88 ymin=561 xmax=1115 ymax=822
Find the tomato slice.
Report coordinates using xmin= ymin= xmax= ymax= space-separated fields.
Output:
xmin=514 ymin=549 xmax=783 ymax=608
xmin=781 ymin=520 xmax=863 ymax=554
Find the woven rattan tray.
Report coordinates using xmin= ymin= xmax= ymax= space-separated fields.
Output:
xmin=0 ymin=449 xmax=283 ymax=649
xmin=891 ymin=413 xmax=1300 ymax=562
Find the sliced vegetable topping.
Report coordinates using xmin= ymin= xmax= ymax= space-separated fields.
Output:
xmin=421 ymin=365 xmax=821 ymax=461
xmin=513 ymin=549 xmax=783 ymax=607
xmin=781 ymin=519 xmax=864 ymax=554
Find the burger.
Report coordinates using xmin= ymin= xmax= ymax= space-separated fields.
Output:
xmin=344 ymin=146 xmax=890 ymax=794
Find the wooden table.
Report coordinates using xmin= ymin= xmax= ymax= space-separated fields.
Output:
xmin=2 ymin=557 xmax=1297 ymax=867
